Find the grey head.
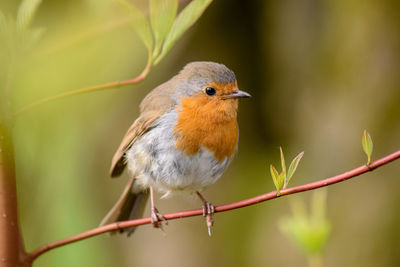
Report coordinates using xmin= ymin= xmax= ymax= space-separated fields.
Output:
xmin=139 ymin=61 xmax=239 ymax=113
xmin=174 ymin=61 xmax=237 ymax=98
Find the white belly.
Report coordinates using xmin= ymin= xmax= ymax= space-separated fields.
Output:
xmin=126 ymin=111 xmax=232 ymax=197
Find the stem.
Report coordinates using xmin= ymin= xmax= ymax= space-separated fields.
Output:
xmin=24 ymin=149 xmax=400 ymax=264
xmin=15 ymin=53 xmax=152 ymax=116
xmin=0 ymin=60 xmax=28 ymax=266
xmin=0 ymin=125 xmax=28 ymax=266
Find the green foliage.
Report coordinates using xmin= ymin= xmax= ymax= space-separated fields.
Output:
xmin=0 ymin=0 xmax=44 ymax=61
xmin=17 ymin=0 xmax=42 ymax=30
xmin=117 ymin=0 xmax=154 ymax=54
xmin=270 ymin=164 xmax=282 ymax=195
xmin=1 ymin=1 xmax=398 ymax=266
xmin=154 ymin=0 xmax=213 ymax=64
xmin=279 ymin=190 xmax=331 ymax=260
xmin=270 ymin=147 xmax=304 ymax=195
xmin=280 ymin=147 xmax=286 ymax=175
xmin=10 ymin=0 xmax=213 ymax=113
xmin=117 ymin=0 xmax=213 ymax=65
xmin=362 ymin=130 xmax=373 ymax=164
xmin=287 ymin=151 xmax=304 ymax=185
xmin=150 ymin=0 xmax=178 ymax=59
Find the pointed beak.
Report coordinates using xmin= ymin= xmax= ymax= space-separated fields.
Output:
xmin=223 ymin=90 xmax=251 ymax=99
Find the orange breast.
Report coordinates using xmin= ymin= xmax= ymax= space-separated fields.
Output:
xmin=174 ymin=93 xmax=239 ymax=162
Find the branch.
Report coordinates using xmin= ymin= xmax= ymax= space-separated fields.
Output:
xmin=15 ymin=53 xmax=152 ymax=116
xmin=25 ymin=149 xmax=400 ymax=264
xmin=0 ymin=66 xmax=29 ymax=266
xmin=0 ymin=124 xmax=29 ymax=266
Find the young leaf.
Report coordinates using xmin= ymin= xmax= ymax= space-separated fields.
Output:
xmin=16 ymin=0 xmax=42 ymax=30
xmin=117 ymin=0 xmax=154 ymax=53
xmin=154 ymin=0 xmax=213 ymax=64
xmin=270 ymin=164 xmax=280 ymax=195
xmin=280 ymin=147 xmax=286 ymax=175
xmin=278 ymin=170 xmax=286 ymax=191
xmin=362 ymin=130 xmax=373 ymax=164
xmin=150 ymin=0 xmax=178 ymax=59
xmin=287 ymin=151 xmax=304 ymax=184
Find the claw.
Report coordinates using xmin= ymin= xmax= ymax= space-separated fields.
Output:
xmin=196 ymin=191 xmax=216 ymax=236
xmin=151 ymin=207 xmax=168 ymax=230
xmin=202 ymin=201 xmax=215 ymax=236
xmin=149 ymin=186 xmax=167 ymax=232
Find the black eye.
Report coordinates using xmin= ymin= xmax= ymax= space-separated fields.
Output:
xmin=205 ymin=87 xmax=216 ymax=96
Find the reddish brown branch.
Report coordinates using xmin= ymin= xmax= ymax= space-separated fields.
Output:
xmin=25 ymin=149 xmax=400 ymax=264
xmin=0 ymin=124 xmax=28 ymax=266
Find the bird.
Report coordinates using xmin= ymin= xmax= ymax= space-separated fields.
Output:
xmin=100 ymin=61 xmax=251 ymax=235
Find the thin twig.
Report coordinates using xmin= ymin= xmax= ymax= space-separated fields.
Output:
xmin=24 ymin=149 xmax=400 ymax=264
xmin=15 ymin=54 xmax=152 ymax=116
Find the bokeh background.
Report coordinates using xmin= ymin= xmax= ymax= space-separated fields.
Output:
xmin=1 ymin=0 xmax=400 ymax=266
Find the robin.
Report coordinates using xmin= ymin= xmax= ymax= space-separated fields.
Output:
xmin=100 ymin=61 xmax=250 ymax=235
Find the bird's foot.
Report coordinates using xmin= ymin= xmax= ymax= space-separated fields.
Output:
xmin=201 ymin=201 xmax=215 ymax=236
xmin=151 ymin=207 xmax=168 ymax=230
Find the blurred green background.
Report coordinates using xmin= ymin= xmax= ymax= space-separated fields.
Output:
xmin=1 ymin=0 xmax=400 ymax=266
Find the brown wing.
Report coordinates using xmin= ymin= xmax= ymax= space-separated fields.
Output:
xmin=109 ymin=79 xmax=178 ymax=177
xmin=109 ymin=111 xmax=162 ymax=177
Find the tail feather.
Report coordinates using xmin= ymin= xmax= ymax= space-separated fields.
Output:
xmin=100 ymin=177 xmax=148 ymax=236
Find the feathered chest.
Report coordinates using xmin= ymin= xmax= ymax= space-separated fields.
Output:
xmin=174 ymin=95 xmax=239 ymax=162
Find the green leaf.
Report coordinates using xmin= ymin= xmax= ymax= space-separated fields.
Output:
xmin=287 ymin=151 xmax=304 ymax=184
xmin=280 ymin=147 xmax=286 ymax=184
xmin=362 ymin=130 xmax=373 ymax=164
xmin=154 ymin=0 xmax=213 ymax=64
xmin=16 ymin=0 xmax=43 ymax=30
xmin=270 ymin=164 xmax=280 ymax=195
xmin=117 ymin=0 xmax=154 ymax=53
xmin=278 ymin=170 xmax=286 ymax=191
xmin=280 ymin=146 xmax=286 ymax=174
xmin=150 ymin=0 xmax=178 ymax=59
